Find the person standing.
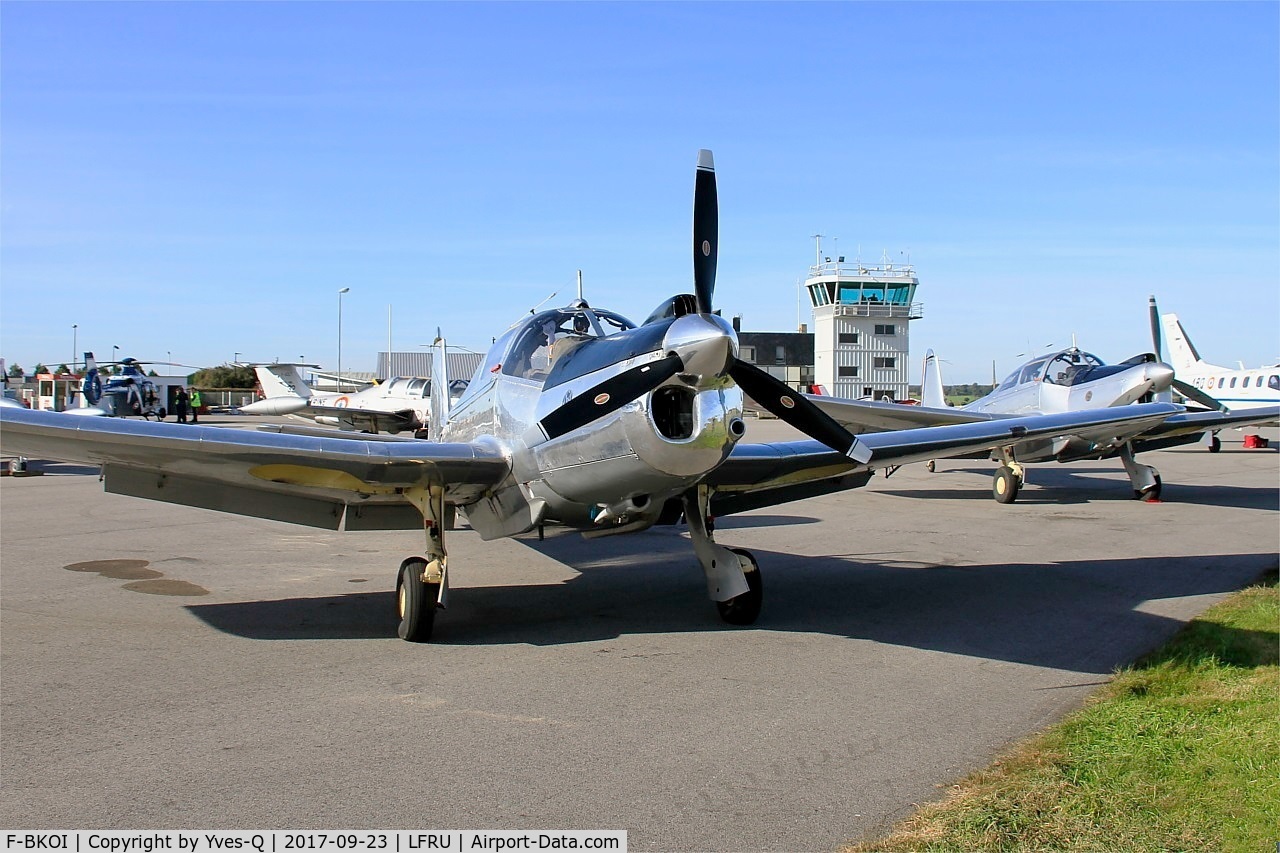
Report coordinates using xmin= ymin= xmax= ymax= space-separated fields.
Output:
xmin=174 ymin=387 xmax=189 ymax=424
xmin=188 ymin=386 xmax=202 ymax=424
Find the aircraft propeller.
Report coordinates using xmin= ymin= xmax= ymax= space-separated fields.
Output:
xmin=538 ymin=353 xmax=685 ymax=442
xmin=1148 ymin=295 xmax=1225 ymax=411
xmin=536 ymin=150 xmax=872 ymax=464
xmin=693 ymin=149 xmax=718 ymax=315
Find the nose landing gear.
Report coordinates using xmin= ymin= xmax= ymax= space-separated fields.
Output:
xmin=1119 ymin=442 xmax=1163 ymax=502
xmin=683 ymin=487 xmax=762 ymax=626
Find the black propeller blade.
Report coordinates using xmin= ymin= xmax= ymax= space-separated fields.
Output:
xmin=693 ymin=149 xmax=718 ymax=316
xmin=1172 ymin=378 xmax=1227 ymax=412
xmin=537 ymin=353 xmax=684 ymax=441
xmin=1148 ymin=295 xmax=1163 ymax=362
xmin=1149 ymin=294 xmax=1225 ymax=410
xmin=729 ymin=360 xmax=872 ymax=463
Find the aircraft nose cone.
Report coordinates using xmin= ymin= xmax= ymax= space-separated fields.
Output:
xmin=1148 ymin=362 xmax=1175 ymax=391
xmin=663 ymin=313 xmax=736 ymax=379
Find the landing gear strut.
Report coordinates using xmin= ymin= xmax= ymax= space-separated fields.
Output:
xmin=683 ymin=486 xmax=762 ymax=626
xmin=396 ymin=485 xmax=450 ymax=642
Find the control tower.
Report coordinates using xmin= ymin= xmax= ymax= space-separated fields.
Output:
xmin=805 ymin=245 xmax=923 ymax=400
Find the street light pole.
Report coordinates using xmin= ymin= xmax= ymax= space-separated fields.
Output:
xmin=72 ymin=324 xmax=78 ymax=375
xmin=337 ymin=287 xmax=350 ymax=392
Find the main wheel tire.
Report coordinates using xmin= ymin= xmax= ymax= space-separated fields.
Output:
xmin=1208 ymin=436 xmax=1221 ymax=453
xmin=157 ymin=408 xmax=167 ymax=421
xmin=1135 ymin=474 xmax=1163 ymax=502
xmin=396 ymin=558 xmax=439 ymax=642
xmin=993 ymin=465 xmax=1021 ymax=504
xmin=716 ymin=548 xmax=763 ymax=626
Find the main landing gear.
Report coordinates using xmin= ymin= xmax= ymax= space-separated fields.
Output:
xmin=395 ymin=485 xmax=450 ymax=642
xmin=683 ymin=486 xmax=763 ymax=626
xmin=992 ymin=449 xmax=1024 ymax=504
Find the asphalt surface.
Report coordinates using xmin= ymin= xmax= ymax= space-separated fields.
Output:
xmin=1 ymin=417 xmax=1277 ymax=850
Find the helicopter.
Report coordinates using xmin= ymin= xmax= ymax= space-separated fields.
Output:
xmin=75 ymin=353 xmax=180 ymax=419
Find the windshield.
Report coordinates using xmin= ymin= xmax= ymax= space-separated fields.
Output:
xmin=1042 ymin=350 xmax=1106 ymax=386
xmin=501 ymin=308 xmax=636 ymax=382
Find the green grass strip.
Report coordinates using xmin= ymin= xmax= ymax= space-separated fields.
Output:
xmin=846 ymin=568 xmax=1279 ymax=852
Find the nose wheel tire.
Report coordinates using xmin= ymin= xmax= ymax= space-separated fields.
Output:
xmin=992 ymin=465 xmax=1022 ymax=504
xmin=1208 ymin=436 xmax=1221 ymax=453
xmin=396 ymin=558 xmax=439 ymax=642
xmin=716 ymin=548 xmax=763 ymax=626
xmin=1134 ymin=474 xmax=1163 ymax=502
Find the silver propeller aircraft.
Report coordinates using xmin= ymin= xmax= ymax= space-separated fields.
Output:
xmin=805 ymin=322 xmax=1277 ymax=504
xmin=1 ymin=151 xmax=1202 ymax=641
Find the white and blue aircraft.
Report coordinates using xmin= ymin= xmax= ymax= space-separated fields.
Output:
xmin=1154 ymin=305 xmax=1279 ymax=451
xmin=0 ymin=150 xmax=1224 ymax=641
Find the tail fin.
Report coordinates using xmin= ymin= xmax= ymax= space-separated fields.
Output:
xmin=920 ymin=349 xmax=947 ymax=408
xmin=429 ymin=330 xmax=450 ymax=439
xmin=254 ymin=364 xmax=313 ymax=401
xmin=82 ymin=352 xmax=103 ymax=405
xmin=1160 ymin=314 xmax=1205 ymax=372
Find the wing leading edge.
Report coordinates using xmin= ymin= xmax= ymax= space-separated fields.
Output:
xmin=0 ymin=408 xmax=510 ymax=531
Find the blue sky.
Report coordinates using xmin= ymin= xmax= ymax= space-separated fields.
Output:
xmin=2 ymin=2 xmax=1276 ymax=383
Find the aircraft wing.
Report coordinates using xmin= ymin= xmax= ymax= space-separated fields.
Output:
xmin=708 ymin=403 xmax=1181 ymax=515
xmin=1132 ymin=404 xmax=1280 ymax=449
xmin=0 ymin=407 xmax=510 ymax=531
xmin=805 ymin=395 xmax=993 ymax=433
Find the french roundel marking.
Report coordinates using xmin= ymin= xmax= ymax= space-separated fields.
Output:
xmin=594 ymin=393 xmax=611 ymax=406
xmin=780 ymin=396 xmax=795 ymax=409
xmin=702 ymin=240 xmax=711 ymax=256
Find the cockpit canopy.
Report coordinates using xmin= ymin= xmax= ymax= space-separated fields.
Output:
xmin=382 ymin=377 xmax=431 ymax=398
xmin=995 ymin=349 xmax=1109 ymax=392
xmin=459 ymin=305 xmax=643 ymax=405
xmin=499 ymin=307 xmax=638 ymax=382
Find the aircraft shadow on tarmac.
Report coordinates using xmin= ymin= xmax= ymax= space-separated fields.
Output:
xmin=878 ymin=466 xmax=1280 ymax=511
xmin=186 ymin=526 xmax=1277 ymax=675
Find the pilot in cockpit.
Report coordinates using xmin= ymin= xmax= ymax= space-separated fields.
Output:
xmin=551 ymin=313 xmax=592 ymax=364
xmin=527 ymin=320 xmax=559 ymax=376
xmin=510 ymin=310 xmax=604 ymax=381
